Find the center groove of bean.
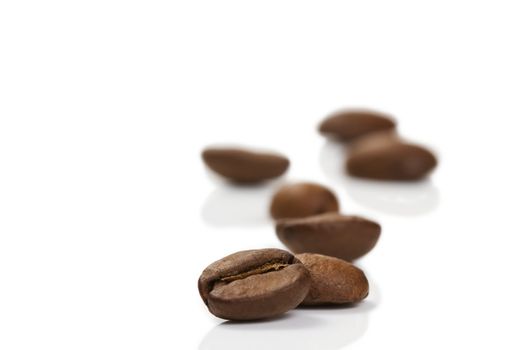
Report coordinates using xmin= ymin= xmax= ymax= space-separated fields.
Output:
xmin=219 ymin=262 xmax=289 ymax=283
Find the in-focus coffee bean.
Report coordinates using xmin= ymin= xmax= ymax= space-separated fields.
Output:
xmin=198 ymin=248 xmax=310 ymax=321
xmin=270 ymin=182 xmax=339 ymax=220
xmin=297 ymin=253 xmax=369 ymax=305
xmin=276 ymin=213 xmax=381 ymax=261
xmin=319 ymin=109 xmax=396 ymax=142
xmin=202 ymin=147 xmax=289 ymax=183
xmin=346 ymin=133 xmax=437 ymax=181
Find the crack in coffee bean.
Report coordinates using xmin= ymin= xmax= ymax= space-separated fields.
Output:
xmin=219 ymin=262 xmax=289 ymax=283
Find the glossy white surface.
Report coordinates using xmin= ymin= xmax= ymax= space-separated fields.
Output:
xmin=1 ymin=1 xmax=525 ymax=349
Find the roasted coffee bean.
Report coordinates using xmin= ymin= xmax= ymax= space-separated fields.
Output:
xmin=275 ymin=213 xmax=381 ymax=261
xmin=202 ymin=147 xmax=289 ymax=183
xmin=346 ymin=133 xmax=437 ymax=181
xmin=270 ymin=182 xmax=339 ymax=220
xmin=319 ymin=109 xmax=396 ymax=142
xmin=297 ymin=253 xmax=369 ymax=305
xmin=198 ymin=248 xmax=310 ymax=321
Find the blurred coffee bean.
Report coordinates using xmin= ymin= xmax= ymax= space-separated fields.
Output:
xmin=346 ymin=133 xmax=437 ymax=181
xmin=270 ymin=182 xmax=339 ymax=220
xmin=276 ymin=213 xmax=381 ymax=261
xmin=198 ymin=248 xmax=310 ymax=321
xmin=319 ymin=109 xmax=396 ymax=142
xmin=202 ymin=147 xmax=289 ymax=183
xmin=297 ymin=253 xmax=369 ymax=305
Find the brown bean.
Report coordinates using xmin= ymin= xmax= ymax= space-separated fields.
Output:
xmin=275 ymin=213 xmax=381 ymax=261
xmin=202 ymin=147 xmax=289 ymax=183
xmin=319 ymin=109 xmax=396 ymax=142
xmin=270 ymin=182 xmax=339 ymax=220
xmin=346 ymin=133 xmax=437 ymax=181
xmin=297 ymin=253 xmax=369 ymax=305
xmin=198 ymin=248 xmax=310 ymax=321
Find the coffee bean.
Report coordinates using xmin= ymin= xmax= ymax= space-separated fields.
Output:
xmin=297 ymin=253 xmax=369 ymax=305
xmin=346 ymin=133 xmax=437 ymax=181
xmin=198 ymin=248 xmax=310 ymax=321
xmin=275 ymin=213 xmax=381 ymax=261
xmin=270 ymin=183 xmax=339 ymax=220
xmin=202 ymin=147 xmax=290 ymax=183
xmin=319 ymin=109 xmax=396 ymax=142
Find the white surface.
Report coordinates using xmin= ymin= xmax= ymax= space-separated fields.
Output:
xmin=1 ymin=1 xmax=525 ymax=349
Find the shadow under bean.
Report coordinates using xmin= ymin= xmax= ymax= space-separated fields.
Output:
xmin=199 ymin=280 xmax=381 ymax=350
xmin=201 ymin=170 xmax=285 ymax=228
xmin=199 ymin=307 xmax=368 ymax=350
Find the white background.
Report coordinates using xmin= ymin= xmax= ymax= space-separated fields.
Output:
xmin=1 ymin=1 xmax=525 ymax=349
